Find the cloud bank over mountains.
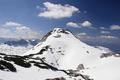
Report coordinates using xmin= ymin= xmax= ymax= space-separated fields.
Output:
xmin=0 ymin=21 xmax=40 ymax=40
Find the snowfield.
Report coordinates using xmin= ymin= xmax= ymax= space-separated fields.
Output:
xmin=24 ymin=28 xmax=111 ymax=69
xmin=0 ymin=28 xmax=120 ymax=80
xmin=0 ymin=44 xmax=33 ymax=55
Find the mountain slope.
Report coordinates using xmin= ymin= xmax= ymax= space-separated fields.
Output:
xmin=24 ymin=28 xmax=120 ymax=80
xmin=0 ymin=28 xmax=120 ymax=80
xmin=0 ymin=44 xmax=32 ymax=55
xmin=24 ymin=28 xmax=110 ymax=69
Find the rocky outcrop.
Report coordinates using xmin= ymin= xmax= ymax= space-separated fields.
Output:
xmin=46 ymin=77 xmax=66 ymax=80
xmin=0 ymin=52 xmax=92 ymax=80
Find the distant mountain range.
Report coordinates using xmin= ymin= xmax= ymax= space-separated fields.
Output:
xmin=0 ymin=28 xmax=120 ymax=80
xmin=4 ymin=39 xmax=40 ymax=46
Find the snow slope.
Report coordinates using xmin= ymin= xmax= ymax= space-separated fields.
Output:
xmin=24 ymin=28 xmax=120 ymax=80
xmin=0 ymin=44 xmax=32 ymax=55
xmin=24 ymin=28 xmax=110 ymax=69
xmin=0 ymin=66 xmax=67 ymax=80
xmin=0 ymin=28 xmax=120 ymax=80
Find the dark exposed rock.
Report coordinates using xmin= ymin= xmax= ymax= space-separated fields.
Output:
xmin=58 ymin=29 xmax=69 ymax=34
xmin=41 ymin=28 xmax=70 ymax=41
xmin=24 ymin=45 xmax=50 ymax=57
xmin=0 ymin=60 xmax=16 ymax=72
xmin=100 ymin=53 xmax=120 ymax=58
xmin=77 ymin=64 xmax=85 ymax=70
xmin=0 ymin=52 xmax=92 ymax=80
xmin=46 ymin=77 xmax=66 ymax=80
xmin=41 ymin=31 xmax=52 ymax=41
xmin=4 ymin=56 xmax=31 ymax=68
xmin=100 ymin=53 xmax=113 ymax=58
xmin=36 ymin=45 xmax=50 ymax=54
xmin=0 ymin=52 xmax=58 ymax=71
xmin=54 ymin=35 xmax=61 ymax=38
xmin=86 ymin=51 xmax=89 ymax=54
xmin=114 ymin=54 xmax=120 ymax=57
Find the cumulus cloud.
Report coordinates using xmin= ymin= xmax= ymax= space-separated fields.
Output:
xmin=66 ymin=20 xmax=93 ymax=28
xmin=100 ymin=27 xmax=106 ymax=30
xmin=80 ymin=21 xmax=92 ymax=27
xmin=3 ymin=21 xmax=21 ymax=27
xmin=66 ymin=22 xmax=79 ymax=28
xmin=100 ymin=35 xmax=119 ymax=39
xmin=38 ymin=2 xmax=79 ymax=19
xmin=76 ymin=33 xmax=119 ymax=41
xmin=76 ymin=35 xmax=119 ymax=50
xmin=77 ymin=33 xmax=87 ymax=36
xmin=101 ymin=31 xmax=110 ymax=34
xmin=110 ymin=25 xmax=120 ymax=30
xmin=0 ymin=21 xmax=40 ymax=40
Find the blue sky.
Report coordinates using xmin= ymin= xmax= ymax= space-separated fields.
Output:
xmin=0 ymin=0 xmax=120 ymax=52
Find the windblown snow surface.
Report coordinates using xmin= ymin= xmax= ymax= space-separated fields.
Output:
xmin=0 ymin=44 xmax=32 ymax=55
xmin=0 ymin=28 xmax=120 ymax=80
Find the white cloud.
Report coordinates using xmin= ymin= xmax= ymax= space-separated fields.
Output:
xmin=77 ymin=33 xmax=119 ymax=41
xmin=110 ymin=25 xmax=120 ymax=30
xmin=100 ymin=35 xmax=119 ymax=39
xmin=77 ymin=33 xmax=87 ymax=36
xmin=3 ymin=21 xmax=21 ymax=27
xmin=80 ymin=21 xmax=92 ymax=27
xmin=66 ymin=20 xmax=93 ymax=28
xmin=38 ymin=2 xmax=79 ymax=19
xmin=66 ymin=22 xmax=79 ymax=28
xmin=100 ymin=27 xmax=105 ymax=30
xmin=101 ymin=31 xmax=110 ymax=34
xmin=0 ymin=21 xmax=40 ymax=40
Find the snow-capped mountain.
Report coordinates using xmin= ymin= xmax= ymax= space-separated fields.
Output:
xmin=0 ymin=28 xmax=120 ymax=80
xmin=0 ymin=44 xmax=33 ymax=55
xmin=0 ymin=39 xmax=40 ymax=55
xmin=4 ymin=39 xmax=40 ymax=46
xmin=24 ymin=28 xmax=111 ymax=69
xmin=24 ymin=28 xmax=120 ymax=80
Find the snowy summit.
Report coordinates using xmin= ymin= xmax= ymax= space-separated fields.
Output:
xmin=0 ymin=28 xmax=120 ymax=80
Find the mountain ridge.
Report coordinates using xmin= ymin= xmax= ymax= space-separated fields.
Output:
xmin=0 ymin=28 xmax=120 ymax=80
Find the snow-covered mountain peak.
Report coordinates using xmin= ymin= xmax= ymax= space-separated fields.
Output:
xmin=25 ymin=28 xmax=111 ymax=69
xmin=42 ymin=28 xmax=73 ymax=41
xmin=52 ymin=28 xmax=70 ymax=34
xmin=1 ymin=28 xmax=120 ymax=80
